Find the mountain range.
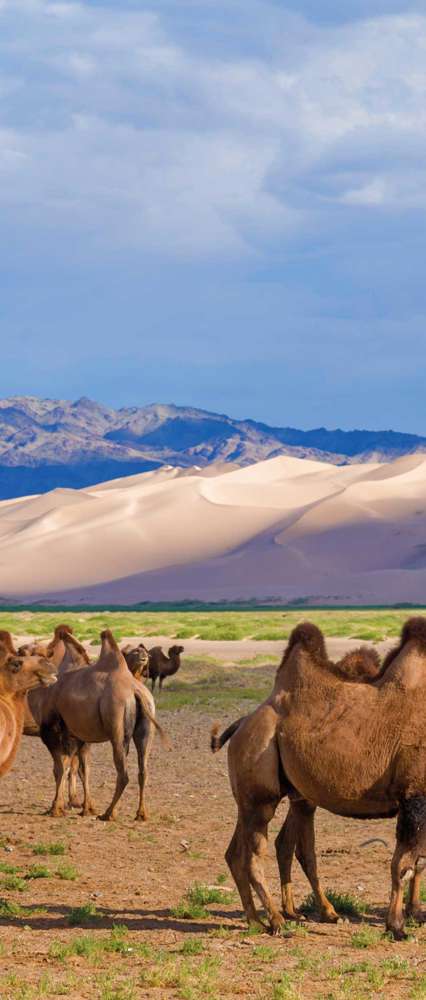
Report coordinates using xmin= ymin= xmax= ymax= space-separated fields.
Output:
xmin=0 ymin=395 xmax=425 ymax=499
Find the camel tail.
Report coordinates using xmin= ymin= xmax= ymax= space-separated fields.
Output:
xmin=134 ymin=688 xmax=171 ymax=750
xmin=210 ymin=717 xmax=245 ymax=753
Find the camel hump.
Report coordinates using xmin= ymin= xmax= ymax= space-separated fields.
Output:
xmin=0 ymin=631 xmax=16 ymax=654
xmin=382 ymin=615 xmax=426 ymax=673
xmin=401 ymin=616 xmax=426 ymax=649
xmin=54 ymin=629 xmax=90 ymax=663
xmin=338 ymin=646 xmax=381 ymax=681
xmin=100 ymin=629 xmax=120 ymax=652
xmin=53 ymin=624 xmax=74 ymax=639
xmin=287 ymin=622 xmax=327 ymax=662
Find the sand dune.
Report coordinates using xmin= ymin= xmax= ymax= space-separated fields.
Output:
xmin=1 ymin=454 xmax=426 ymax=604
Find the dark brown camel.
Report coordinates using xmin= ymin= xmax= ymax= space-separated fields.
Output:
xmin=211 ymin=635 xmax=425 ymax=937
xmin=148 ymin=644 xmax=184 ymax=691
xmin=0 ymin=640 xmax=56 ymax=778
xmin=40 ymin=629 xmax=165 ymax=821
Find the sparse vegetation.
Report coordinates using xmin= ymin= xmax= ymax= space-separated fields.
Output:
xmin=171 ymin=882 xmax=233 ymax=920
xmin=33 ymin=841 xmax=66 ymax=857
xmin=301 ymin=889 xmax=368 ymax=919
xmin=67 ymin=903 xmax=101 ymax=927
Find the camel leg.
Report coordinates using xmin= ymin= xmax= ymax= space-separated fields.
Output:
xmin=40 ymin=719 xmax=75 ymax=818
xmin=292 ymin=801 xmax=339 ymax=923
xmin=225 ymin=818 xmax=263 ymax=930
xmin=246 ymin=804 xmax=286 ymax=935
xmin=68 ymin=754 xmax=81 ymax=808
xmin=159 ymin=676 xmax=163 ymax=692
xmin=98 ymin=739 xmax=129 ymax=822
xmin=387 ymin=796 xmax=426 ymax=939
xmin=133 ymin=716 xmax=154 ymax=821
xmin=275 ymin=804 xmax=304 ymax=920
xmin=406 ymin=871 xmax=424 ymax=923
xmin=79 ymin=744 xmax=97 ymax=817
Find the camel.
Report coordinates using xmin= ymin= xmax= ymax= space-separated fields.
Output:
xmin=22 ymin=625 xmax=91 ymax=809
xmin=121 ymin=643 xmax=149 ymax=680
xmin=0 ymin=639 xmax=56 ymax=779
xmin=212 ymin=632 xmax=426 ymax=939
xmin=40 ymin=629 xmax=166 ymax=821
xmin=148 ymin=644 xmax=184 ymax=691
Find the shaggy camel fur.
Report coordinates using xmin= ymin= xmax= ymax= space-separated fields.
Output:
xmin=41 ymin=629 xmax=165 ymax=821
xmin=149 ymin=644 xmax=184 ymax=691
xmin=211 ymin=639 xmax=410 ymax=935
xmin=0 ymin=640 xmax=56 ymax=778
xmin=217 ymin=621 xmax=426 ymax=939
xmin=122 ymin=644 xmax=149 ymax=680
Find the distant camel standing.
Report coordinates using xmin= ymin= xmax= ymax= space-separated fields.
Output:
xmin=0 ymin=639 xmax=56 ymax=779
xmin=41 ymin=629 xmax=166 ymax=821
xmin=149 ymin=645 xmax=184 ymax=691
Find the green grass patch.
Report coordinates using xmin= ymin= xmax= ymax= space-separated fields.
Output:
xmin=2 ymin=874 xmax=27 ymax=892
xmin=300 ymin=889 xmax=368 ymax=919
xmin=171 ymin=882 xmax=233 ymax=921
xmin=55 ymin=864 xmax=78 ymax=881
xmin=350 ymin=924 xmax=383 ymax=949
xmin=26 ymin=864 xmax=51 ymax=880
xmin=33 ymin=841 xmax=66 ymax=856
xmin=67 ymin=903 xmax=101 ymax=927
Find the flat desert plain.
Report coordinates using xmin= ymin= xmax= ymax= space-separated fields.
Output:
xmin=1 ymin=453 xmax=426 ymax=604
xmin=0 ymin=625 xmax=425 ymax=1000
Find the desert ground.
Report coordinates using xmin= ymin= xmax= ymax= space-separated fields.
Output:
xmin=0 ymin=614 xmax=425 ymax=999
xmin=1 ymin=453 xmax=426 ymax=605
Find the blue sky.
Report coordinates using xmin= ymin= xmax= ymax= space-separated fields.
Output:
xmin=1 ymin=0 xmax=425 ymax=432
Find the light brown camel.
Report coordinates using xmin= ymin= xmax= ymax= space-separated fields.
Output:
xmin=148 ymin=644 xmax=184 ymax=691
xmin=40 ymin=629 xmax=165 ymax=821
xmin=215 ymin=620 xmax=426 ymax=939
xmin=121 ymin=643 xmax=149 ymax=680
xmin=0 ymin=640 xmax=56 ymax=778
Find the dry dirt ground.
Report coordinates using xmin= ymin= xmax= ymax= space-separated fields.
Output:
xmin=0 ymin=646 xmax=425 ymax=1000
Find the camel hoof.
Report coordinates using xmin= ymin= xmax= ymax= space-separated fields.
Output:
xmin=270 ymin=915 xmax=286 ymax=936
xmin=320 ymin=910 xmax=340 ymax=924
xmin=48 ymin=807 xmax=67 ymax=818
xmin=387 ymin=925 xmax=408 ymax=941
xmin=97 ymin=812 xmax=114 ymax=822
xmin=81 ymin=807 xmax=97 ymax=817
xmin=282 ymin=910 xmax=306 ymax=923
xmin=134 ymin=813 xmax=148 ymax=822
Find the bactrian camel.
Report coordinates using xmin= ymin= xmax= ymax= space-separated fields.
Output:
xmin=149 ymin=644 xmax=184 ymax=691
xmin=213 ymin=621 xmax=426 ymax=939
xmin=41 ymin=629 xmax=166 ymax=821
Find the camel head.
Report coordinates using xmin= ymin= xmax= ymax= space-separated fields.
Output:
xmin=122 ymin=644 xmax=149 ymax=679
xmin=0 ymin=645 xmax=57 ymax=697
xmin=168 ymin=645 xmax=184 ymax=658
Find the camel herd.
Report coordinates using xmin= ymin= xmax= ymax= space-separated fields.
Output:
xmin=0 ymin=615 xmax=426 ymax=942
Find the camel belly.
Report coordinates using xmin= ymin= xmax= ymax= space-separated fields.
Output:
xmin=279 ymin=714 xmax=399 ymax=818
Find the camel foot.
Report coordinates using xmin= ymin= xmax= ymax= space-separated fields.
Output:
xmin=97 ymin=811 xmax=115 ymax=822
xmin=48 ymin=805 xmax=67 ymax=818
xmin=69 ymin=799 xmax=83 ymax=809
xmin=320 ymin=907 xmax=340 ymax=924
xmin=406 ymin=907 xmax=425 ymax=924
xmin=80 ymin=805 xmax=97 ymax=817
xmin=269 ymin=913 xmax=286 ymax=936
xmin=386 ymin=923 xmax=408 ymax=941
xmin=134 ymin=812 xmax=148 ymax=822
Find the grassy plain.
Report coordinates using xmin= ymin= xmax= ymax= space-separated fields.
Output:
xmin=0 ymin=607 xmax=421 ymax=643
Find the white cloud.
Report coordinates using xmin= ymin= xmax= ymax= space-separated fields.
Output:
xmin=0 ymin=1 xmax=426 ymax=259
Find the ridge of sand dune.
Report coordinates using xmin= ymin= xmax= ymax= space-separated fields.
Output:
xmin=0 ymin=454 xmax=426 ymax=604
